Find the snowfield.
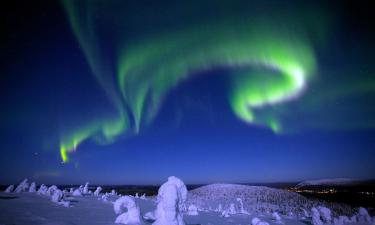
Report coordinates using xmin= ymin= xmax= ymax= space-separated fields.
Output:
xmin=0 ymin=178 xmax=373 ymax=225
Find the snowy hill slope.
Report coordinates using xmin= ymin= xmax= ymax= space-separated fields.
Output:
xmin=187 ymin=183 xmax=354 ymax=216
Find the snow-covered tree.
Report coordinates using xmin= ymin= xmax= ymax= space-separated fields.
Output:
xmin=83 ymin=182 xmax=89 ymax=195
xmin=4 ymin=185 xmax=14 ymax=193
xmin=28 ymin=182 xmax=36 ymax=192
xmin=37 ymin=184 xmax=48 ymax=195
xmin=94 ymin=186 xmax=102 ymax=196
xmin=272 ymin=212 xmax=282 ymax=222
xmin=15 ymin=179 xmax=29 ymax=193
xmin=318 ymin=206 xmax=332 ymax=223
xmin=113 ymin=196 xmax=141 ymax=224
xmin=311 ymin=207 xmax=323 ymax=225
xmin=152 ymin=176 xmax=186 ymax=225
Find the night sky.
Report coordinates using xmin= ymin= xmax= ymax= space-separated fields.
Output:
xmin=1 ymin=0 xmax=375 ymax=185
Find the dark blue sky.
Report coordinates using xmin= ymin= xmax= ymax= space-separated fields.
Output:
xmin=0 ymin=0 xmax=375 ymax=185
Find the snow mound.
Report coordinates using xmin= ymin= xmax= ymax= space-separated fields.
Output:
xmin=113 ymin=196 xmax=141 ymax=224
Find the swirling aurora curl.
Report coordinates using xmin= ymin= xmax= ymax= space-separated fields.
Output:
xmin=60 ymin=0 xmax=317 ymax=162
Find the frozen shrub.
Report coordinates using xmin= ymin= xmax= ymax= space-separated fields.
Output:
xmin=4 ymin=185 xmax=14 ymax=193
xmin=350 ymin=215 xmax=357 ymax=223
xmin=113 ymin=196 xmax=141 ymax=224
xmin=15 ymin=179 xmax=29 ymax=193
xmin=111 ymin=189 xmax=117 ymax=195
xmin=29 ymin=182 xmax=36 ymax=192
xmin=358 ymin=207 xmax=372 ymax=223
xmin=228 ymin=203 xmax=236 ymax=214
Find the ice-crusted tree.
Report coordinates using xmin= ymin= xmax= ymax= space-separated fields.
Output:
xmin=4 ymin=185 xmax=14 ymax=193
xmin=72 ymin=185 xmax=83 ymax=196
xmin=140 ymin=193 xmax=146 ymax=200
xmin=29 ymin=182 xmax=36 ymax=192
xmin=113 ymin=196 xmax=141 ymax=224
xmin=15 ymin=179 xmax=29 ymax=193
xmin=94 ymin=186 xmax=102 ymax=196
xmin=252 ymin=217 xmax=270 ymax=225
xmin=152 ymin=176 xmax=187 ymax=225
xmin=51 ymin=189 xmax=63 ymax=203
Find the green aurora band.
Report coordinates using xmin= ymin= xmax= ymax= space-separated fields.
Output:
xmin=60 ymin=1 xmax=319 ymax=162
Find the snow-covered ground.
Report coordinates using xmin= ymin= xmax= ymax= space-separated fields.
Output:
xmin=0 ymin=178 xmax=373 ymax=225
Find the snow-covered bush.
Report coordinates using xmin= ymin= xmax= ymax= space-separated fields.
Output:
xmin=152 ymin=176 xmax=186 ymax=225
xmin=37 ymin=184 xmax=48 ymax=195
xmin=29 ymin=182 xmax=36 ymax=192
xmin=311 ymin=207 xmax=323 ymax=225
xmin=187 ymin=204 xmax=199 ymax=216
xmin=318 ymin=206 xmax=332 ymax=223
xmin=350 ymin=215 xmax=357 ymax=223
xmin=252 ymin=217 xmax=261 ymax=225
xmin=135 ymin=193 xmax=139 ymax=198
xmin=15 ymin=179 xmax=29 ymax=193
xmin=113 ymin=196 xmax=141 ymax=224
xmin=111 ymin=189 xmax=117 ymax=195
xmin=94 ymin=186 xmax=102 ymax=196
xmin=4 ymin=185 xmax=14 ymax=193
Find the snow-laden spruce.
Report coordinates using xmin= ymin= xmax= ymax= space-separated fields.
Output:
xmin=15 ymin=179 xmax=29 ymax=193
xmin=4 ymin=184 xmax=14 ymax=193
xmin=113 ymin=196 xmax=141 ymax=224
xmin=150 ymin=176 xmax=187 ymax=225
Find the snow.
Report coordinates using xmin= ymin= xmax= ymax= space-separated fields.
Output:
xmin=113 ymin=196 xmax=141 ymax=224
xmin=0 ymin=178 xmax=374 ymax=225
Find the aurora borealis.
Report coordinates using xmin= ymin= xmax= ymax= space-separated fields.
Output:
xmin=1 ymin=0 xmax=375 ymax=184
